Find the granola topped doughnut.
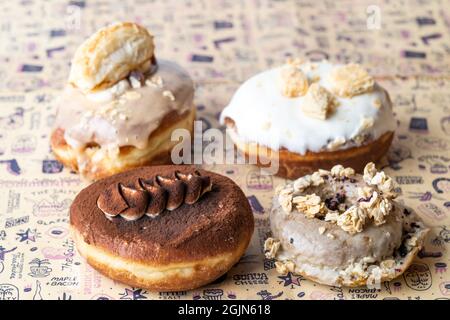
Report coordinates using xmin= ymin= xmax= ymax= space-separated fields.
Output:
xmin=220 ymin=59 xmax=395 ymax=179
xmin=266 ymin=163 xmax=429 ymax=287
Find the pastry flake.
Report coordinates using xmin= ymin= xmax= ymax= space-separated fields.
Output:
xmin=279 ymin=65 xmax=309 ymax=98
xmin=69 ymin=22 xmax=155 ymax=92
xmin=328 ymin=63 xmax=374 ymax=98
xmin=300 ymin=83 xmax=334 ymax=120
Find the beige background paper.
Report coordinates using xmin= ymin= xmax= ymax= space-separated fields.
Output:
xmin=0 ymin=0 xmax=449 ymax=300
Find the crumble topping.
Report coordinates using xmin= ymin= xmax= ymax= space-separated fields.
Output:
xmin=328 ymin=63 xmax=375 ymax=98
xmin=301 ymin=83 xmax=334 ymax=120
xmin=373 ymin=98 xmax=382 ymax=109
xmin=145 ymin=75 xmax=164 ymax=88
xmin=330 ymin=164 xmax=355 ymax=178
xmin=358 ymin=117 xmax=375 ymax=132
xmin=162 ymin=90 xmax=176 ymax=101
xmin=327 ymin=136 xmax=346 ymax=151
xmin=279 ymin=65 xmax=309 ymax=98
xmin=286 ymin=57 xmax=305 ymax=67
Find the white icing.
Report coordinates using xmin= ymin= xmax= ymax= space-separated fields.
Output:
xmin=220 ymin=61 xmax=396 ymax=155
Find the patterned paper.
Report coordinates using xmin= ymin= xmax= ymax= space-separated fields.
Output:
xmin=0 ymin=0 xmax=449 ymax=300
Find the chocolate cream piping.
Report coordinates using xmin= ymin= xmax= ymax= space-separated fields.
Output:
xmin=96 ymin=171 xmax=212 ymax=221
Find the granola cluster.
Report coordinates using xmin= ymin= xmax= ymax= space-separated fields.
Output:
xmin=263 ymin=237 xmax=281 ymax=259
xmin=292 ymin=194 xmax=327 ymax=218
xmin=340 ymin=256 xmax=398 ymax=287
xmin=275 ymin=260 xmax=296 ymax=274
xmin=276 ymin=163 xmax=398 ymax=234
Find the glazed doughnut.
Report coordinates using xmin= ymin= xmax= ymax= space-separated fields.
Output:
xmin=70 ymin=166 xmax=254 ymax=291
xmin=220 ymin=59 xmax=396 ymax=179
xmin=266 ymin=163 xmax=429 ymax=287
xmin=51 ymin=22 xmax=195 ymax=180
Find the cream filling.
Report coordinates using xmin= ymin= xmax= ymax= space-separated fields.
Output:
xmin=72 ymin=228 xmax=234 ymax=281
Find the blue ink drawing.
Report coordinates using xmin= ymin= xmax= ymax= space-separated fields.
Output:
xmin=0 ymin=159 xmax=21 ymax=175
xmin=247 ymin=195 xmax=264 ymax=214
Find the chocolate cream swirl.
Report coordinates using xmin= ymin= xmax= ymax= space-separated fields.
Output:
xmin=97 ymin=171 xmax=212 ymax=221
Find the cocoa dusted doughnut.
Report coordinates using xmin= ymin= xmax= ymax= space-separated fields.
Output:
xmin=265 ymin=163 xmax=429 ymax=287
xmin=220 ymin=59 xmax=395 ymax=179
xmin=70 ymin=166 xmax=254 ymax=291
xmin=51 ymin=22 xmax=195 ymax=181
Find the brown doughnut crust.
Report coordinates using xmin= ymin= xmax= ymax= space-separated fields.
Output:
xmin=51 ymin=107 xmax=195 ymax=181
xmin=224 ymin=117 xmax=394 ymax=179
xmin=70 ymin=165 xmax=254 ymax=291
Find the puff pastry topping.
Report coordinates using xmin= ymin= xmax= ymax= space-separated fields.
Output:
xmin=69 ymin=22 xmax=155 ymax=92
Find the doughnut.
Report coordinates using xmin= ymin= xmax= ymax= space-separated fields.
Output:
xmin=220 ymin=59 xmax=396 ymax=179
xmin=266 ymin=163 xmax=429 ymax=287
xmin=70 ymin=165 xmax=254 ymax=291
xmin=51 ymin=22 xmax=195 ymax=180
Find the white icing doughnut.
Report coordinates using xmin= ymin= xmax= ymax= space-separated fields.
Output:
xmin=220 ymin=60 xmax=396 ymax=155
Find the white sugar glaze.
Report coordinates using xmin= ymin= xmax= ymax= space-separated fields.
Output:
xmin=220 ymin=61 xmax=396 ymax=155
